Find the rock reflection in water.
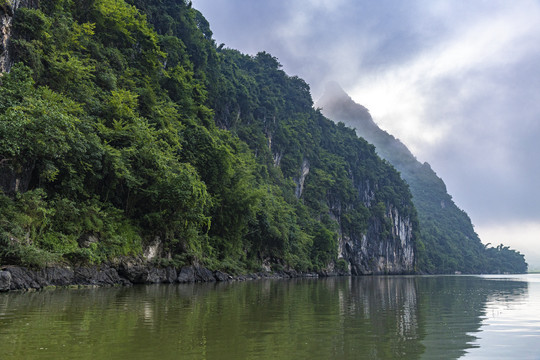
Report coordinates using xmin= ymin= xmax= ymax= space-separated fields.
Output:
xmin=337 ymin=276 xmax=422 ymax=358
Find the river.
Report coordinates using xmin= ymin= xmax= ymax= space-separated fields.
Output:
xmin=0 ymin=274 xmax=539 ymax=359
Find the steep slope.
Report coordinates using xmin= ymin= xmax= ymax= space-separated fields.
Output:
xmin=183 ymin=45 xmax=420 ymax=273
xmin=317 ymin=82 xmax=527 ymax=273
xmin=0 ymin=0 xmax=418 ymax=274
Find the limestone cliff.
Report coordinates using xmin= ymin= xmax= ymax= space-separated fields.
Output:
xmin=0 ymin=1 xmax=14 ymax=73
xmin=335 ymin=181 xmax=415 ymax=275
xmin=343 ymin=205 xmax=415 ymax=275
xmin=271 ymin=123 xmax=416 ymax=275
xmin=0 ymin=0 xmax=39 ymax=73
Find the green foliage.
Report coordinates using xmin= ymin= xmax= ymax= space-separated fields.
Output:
xmin=484 ymin=244 xmax=527 ymax=274
xmin=0 ymin=190 xmax=142 ymax=267
xmin=1 ymin=0 xmax=239 ymax=268
xmin=336 ymin=258 xmax=349 ymax=273
xmin=311 ymin=223 xmax=337 ymax=268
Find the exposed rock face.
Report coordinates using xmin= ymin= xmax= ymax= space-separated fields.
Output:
xmin=77 ymin=233 xmax=99 ymax=248
xmin=4 ymin=265 xmax=131 ymax=290
xmin=73 ymin=266 xmax=127 ymax=286
xmin=0 ymin=0 xmax=38 ymax=73
xmin=334 ymin=189 xmax=415 ymax=275
xmin=143 ymin=237 xmax=162 ymax=261
xmin=0 ymin=264 xmax=181 ymax=291
xmin=118 ymin=259 xmax=177 ymax=284
xmin=339 ymin=205 xmax=415 ymax=275
xmin=0 ymin=1 xmax=14 ymax=73
xmin=294 ymin=158 xmax=310 ymax=198
xmin=0 ymin=270 xmax=12 ymax=291
xmin=177 ymin=265 xmax=216 ymax=283
xmin=317 ymin=83 xmax=416 ymax=274
xmin=0 ymin=263 xmax=328 ymax=292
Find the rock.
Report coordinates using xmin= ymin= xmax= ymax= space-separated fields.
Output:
xmin=163 ymin=267 xmax=177 ymax=283
xmin=294 ymin=158 xmax=310 ymax=198
xmin=143 ymin=237 xmax=162 ymax=261
xmin=194 ymin=266 xmax=215 ymax=282
xmin=118 ymin=260 xmax=151 ymax=284
xmin=0 ymin=270 xmax=11 ymax=291
xmin=144 ymin=268 xmax=161 ymax=284
xmin=38 ymin=267 xmax=75 ymax=286
xmin=276 ymin=271 xmax=290 ymax=279
xmin=213 ymin=270 xmax=231 ymax=282
xmin=6 ymin=267 xmax=42 ymax=290
xmin=74 ymin=266 xmax=127 ymax=286
xmin=177 ymin=266 xmax=216 ymax=283
xmin=286 ymin=270 xmax=299 ymax=278
xmin=177 ymin=266 xmax=196 ymax=283
xmin=77 ymin=233 xmax=99 ymax=248
xmin=0 ymin=261 xmax=340 ymax=292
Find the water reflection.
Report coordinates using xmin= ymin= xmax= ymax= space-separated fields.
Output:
xmin=0 ymin=275 xmax=534 ymax=360
xmin=463 ymin=275 xmax=536 ymax=359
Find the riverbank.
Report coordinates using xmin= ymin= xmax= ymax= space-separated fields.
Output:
xmin=0 ymin=261 xmax=331 ymax=292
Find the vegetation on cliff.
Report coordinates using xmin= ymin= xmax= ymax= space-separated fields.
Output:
xmin=0 ymin=0 xmax=417 ymax=273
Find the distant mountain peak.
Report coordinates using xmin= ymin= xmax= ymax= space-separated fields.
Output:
xmin=318 ymin=83 xmax=418 ymax=171
xmin=317 ymin=82 xmax=372 ymax=124
xmin=321 ymin=81 xmax=350 ymax=101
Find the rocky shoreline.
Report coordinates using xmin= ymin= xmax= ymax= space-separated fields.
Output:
xmin=0 ymin=262 xmax=334 ymax=292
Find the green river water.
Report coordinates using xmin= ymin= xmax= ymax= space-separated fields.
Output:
xmin=0 ymin=274 xmax=539 ymax=359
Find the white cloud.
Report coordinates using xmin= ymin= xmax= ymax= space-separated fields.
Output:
xmin=348 ymin=2 xmax=540 ymax=160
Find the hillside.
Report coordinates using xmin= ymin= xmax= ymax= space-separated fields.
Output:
xmin=317 ymin=82 xmax=527 ymax=273
xmin=0 ymin=0 xmax=418 ymax=275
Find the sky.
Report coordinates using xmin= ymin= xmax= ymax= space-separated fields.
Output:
xmin=192 ymin=0 xmax=540 ymax=268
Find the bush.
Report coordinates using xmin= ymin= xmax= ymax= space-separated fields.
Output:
xmin=336 ymin=258 xmax=349 ymax=273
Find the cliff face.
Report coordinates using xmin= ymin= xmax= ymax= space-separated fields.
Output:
xmin=0 ymin=1 xmax=14 ymax=73
xmin=335 ymin=180 xmax=415 ymax=275
xmin=282 ymin=130 xmax=416 ymax=275
xmin=0 ymin=0 xmax=39 ymax=73
xmin=338 ymin=208 xmax=415 ymax=275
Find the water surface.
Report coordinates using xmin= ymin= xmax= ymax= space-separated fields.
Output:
xmin=0 ymin=275 xmax=538 ymax=359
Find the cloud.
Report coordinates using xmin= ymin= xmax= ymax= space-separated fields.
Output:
xmin=350 ymin=1 xmax=540 ymax=140
xmin=346 ymin=1 xmax=540 ymax=226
